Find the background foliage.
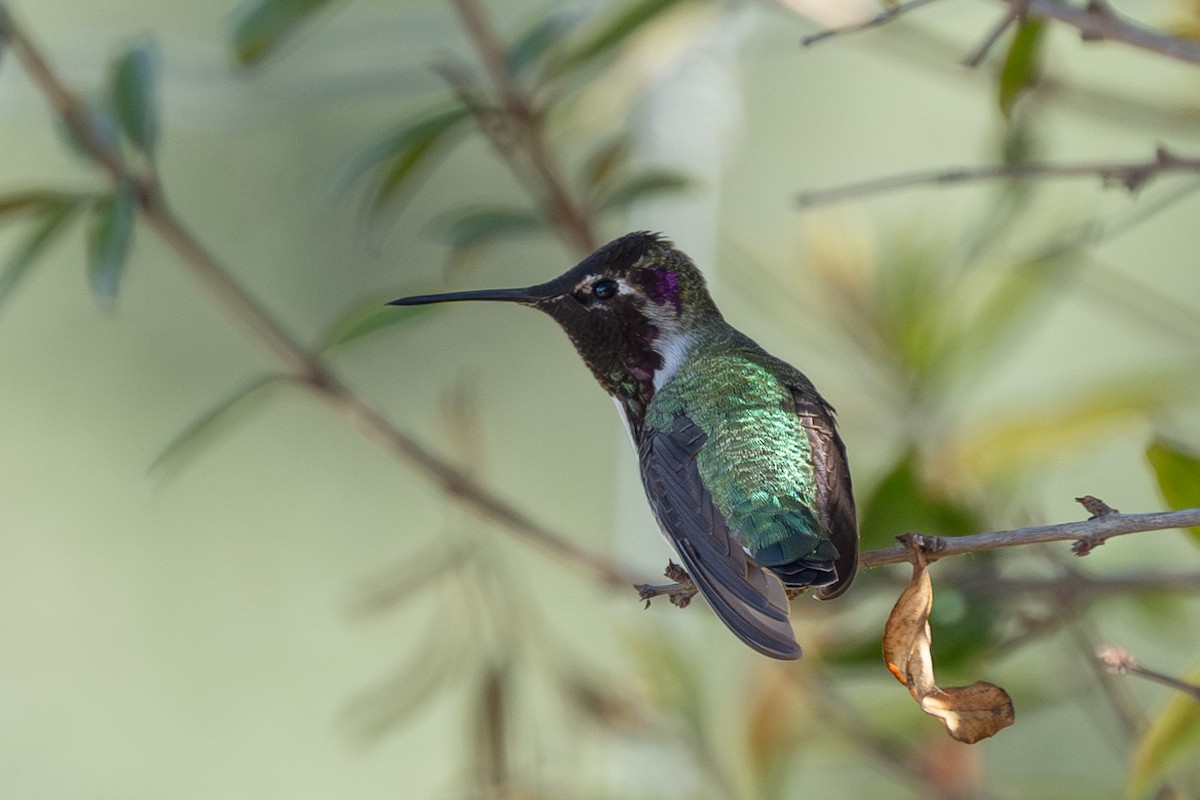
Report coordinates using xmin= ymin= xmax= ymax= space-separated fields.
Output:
xmin=2 ymin=0 xmax=1200 ymax=797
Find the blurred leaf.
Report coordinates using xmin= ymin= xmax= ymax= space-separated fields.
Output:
xmin=341 ymin=614 xmax=467 ymax=744
xmin=347 ymin=543 xmax=475 ymax=618
xmin=874 ymin=237 xmax=955 ymax=384
xmin=1146 ymin=437 xmax=1200 ymax=545
xmin=318 ymin=297 xmax=438 ymax=353
xmin=744 ymin=664 xmax=806 ymax=794
xmin=0 ymin=191 xmax=77 ymax=218
xmin=581 ymin=135 xmax=632 ymax=194
xmin=434 ymin=205 xmax=545 ymax=255
xmin=473 ymin=662 xmax=511 ymax=789
xmin=550 ymin=0 xmax=689 ymax=77
xmin=628 ymin=632 xmax=705 ymax=734
xmin=860 ymin=451 xmax=981 ymax=549
xmin=883 ymin=550 xmax=1014 ymax=744
xmin=148 ymin=374 xmax=286 ymax=480
xmin=342 ymin=104 xmax=472 ymax=217
xmin=507 ymin=10 xmax=578 ymax=76
xmin=595 ymin=169 xmax=693 ymax=213
xmin=951 ymin=252 xmax=1075 ymax=379
xmin=0 ymin=198 xmax=84 ymax=312
xmin=1128 ymin=663 xmax=1200 ymax=798
xmin=560 ymin=672 xmax=650 ymax=735
xmin=109 ymin=37 xmax=160 ymax=157
xmin=945 ymin=378 xmax=1181 ymax=482
xmin=57 ymin=97 xmax=122 ymax=164
xmin=230 ymin=0 xmax=337 ymax=65
xmin=998 ymin=17 xmax=1045 ymax=118
xmin=87 ymin=183 xmax=136 ymax=303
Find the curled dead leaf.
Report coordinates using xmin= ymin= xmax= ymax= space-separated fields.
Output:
xmin=882 ymin=540 xmax=1014 ymax=744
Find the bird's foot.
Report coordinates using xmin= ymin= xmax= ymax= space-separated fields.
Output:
xmin=784 ymin=586 xmax=806 ymax=600
xmin=635 ymin=561 xmax=698 ymax=609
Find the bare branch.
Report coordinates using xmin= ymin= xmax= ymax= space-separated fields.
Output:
xmin=798 ymin=0 xmax=1200 ymax=67
xmin=1098 ymin=644 xmax=1200 ymax=701
xmin=860 ymin=506 xmax=1200 ymax=569
xmin=0 ymin=9 xmax=635 ymax=591
xmin=1017 ymin=0 xmax=1200 ymax=66
xmin=797 ymin=146 xmax=1200 ymax=207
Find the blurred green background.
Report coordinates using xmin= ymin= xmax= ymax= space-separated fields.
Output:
xmin=2 ymin=0 xmax=1200 ymax=797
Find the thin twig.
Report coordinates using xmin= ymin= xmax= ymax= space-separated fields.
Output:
xmin=1072 ymin=623 xmax=1147 ymax=741
xmin=1098 ymin=644 xmax=1200 ymax=702
xmin=801 ymin=0 xmax=945 ymax=47
xmin=962 ymin=7 xmax=1021 ymax=68
xmin=860 ymin=506 xmax=1200 ymax=569
xmin=449 ymin=0 xmax=597 ymax=254
xmin=0 ymin=8 xmax=634 ymax=591
xmin=797 ymin=146 xmax=1200 ymax=207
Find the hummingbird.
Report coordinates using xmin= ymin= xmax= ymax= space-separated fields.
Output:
xmin=389 ymin=232 xmax=857 ymax=659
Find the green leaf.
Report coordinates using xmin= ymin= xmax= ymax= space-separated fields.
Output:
xmin=318 ymin=296 xmax=438 ymax=353
xmin=0 ymin=198 xmax=84 ymax=312
xmin=340 ymin=104 xmax=472 ymax=217
xmin=1147 ymin=437 xmax=1200 ymax=545
xmin=340 ymin=609 xmax=468 ymax=743
xmin=0 ymin=191 xmax=79 ymax=219
xmin=110 ymin=37 xmax=161 ymax=157
xmin=998 ymin=17 xmax=1046 ymax=118
xmin=581 ymin=136 xmax=632 ymax=195
xmin=230 ymin=0 xmax=337 ymax=65
xmin=347 ymin=542 xmax=475 ymax=618
xmin=952 ymin=252 xmax=1075 ymax=379
xmin=86 ymin=184 xmax=136 ymax=304
xmin=551 ymin=0 xmax=689 ymax=78
xmin=435 ymin=205 xmax=544 ymax=250
xmin=595 ymin=169 xmax=693 ymax=213
xmin=57 ymin=97 xmax=123 ymax=164
xmin=860 ymin=451 xmax=981 ymax=549
xmin=507 ymin=10 xmax=578 ymax=76
xmin=147 ymin=374 xmax=286 ymax=480
xmin=1128 ymin=663 xmax=1200 ymax=798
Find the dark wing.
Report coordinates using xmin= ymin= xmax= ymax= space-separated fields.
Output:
xmin=791 ymin=387 xmax=859 ymax=600
xmin=639 ymin=415 xmax=801 ymax=660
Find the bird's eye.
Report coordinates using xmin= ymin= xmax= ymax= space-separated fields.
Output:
xmin=592 ymin=279 xmax=619 ymax=300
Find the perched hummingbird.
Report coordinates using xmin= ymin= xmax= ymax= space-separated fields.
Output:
xmin=389 ymin=232 xmax=858 ymax=659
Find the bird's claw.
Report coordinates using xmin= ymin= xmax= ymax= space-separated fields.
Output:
xmin=635 ymin=561 xmax=698 ymax=609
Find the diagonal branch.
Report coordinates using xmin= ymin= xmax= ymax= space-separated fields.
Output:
xmin=800 ymin=0 xmax=1200 ymax=67
xmin=449 ymin=0 xmax=597 ymax=254
xmin=0 ymin=7 xmax=635 ymax=591
xmin=796 ymin=146 xmax=1200 ymax=207
xmin=800 ymin=0 xmax=946 ymax=47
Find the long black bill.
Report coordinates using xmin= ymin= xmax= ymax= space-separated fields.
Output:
xmin=388 ymin=276 xmax=570 ymax=308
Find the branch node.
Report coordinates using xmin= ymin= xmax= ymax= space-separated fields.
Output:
xmin=896 ymin=532 xmax=946 ymax=557
xmin=1081 ymin=0 xmax=1114 ymax=41
xmin=1075 ymin=495 xmax=1119 ymax=519
xmin=1096 ymin=644 xmax=1136 ymax=674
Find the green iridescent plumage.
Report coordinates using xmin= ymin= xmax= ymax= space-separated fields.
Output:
xmin=646 ymin=339 xmax=829 ymax=566
xmin=388 ymin=232 xmax=859 ymax=660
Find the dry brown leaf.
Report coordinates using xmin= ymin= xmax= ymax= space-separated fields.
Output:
xmin=882 ymin=544 xmax=1014 ymax=744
